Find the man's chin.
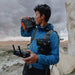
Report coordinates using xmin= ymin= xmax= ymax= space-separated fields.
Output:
xmin=36 ymin=22 xmax=40 ymax=25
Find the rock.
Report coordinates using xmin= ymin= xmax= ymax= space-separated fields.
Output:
xmin=70 ymin=10 xmax=75 ymax=20
xmin=58 ymin=53 xmax=75 ymax=74
xmin=66 ymin=0 xmax=75 ymax=55
xmin=50 ymin=65 xmax=60 ymax=75
xmin=66 ymin=0 xmax=72 ymax=5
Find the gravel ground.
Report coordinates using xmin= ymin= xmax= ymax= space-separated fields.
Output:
xmin=0 ymin=41 xmax=29 ymax=75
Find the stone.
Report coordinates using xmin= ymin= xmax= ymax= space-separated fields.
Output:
xmin=50 ymin=65 xmax=60 ymax=75
xmin=70 ymin=10 xmax=75 ymax=20
xmin=66 ymin=0 xmax=75 ymax=56
xmin=66 ymin=0 xmax=72 ymax=5
xmin=57 ymin=53 xmax=75 ymax=74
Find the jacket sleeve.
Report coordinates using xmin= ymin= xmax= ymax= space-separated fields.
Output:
xmin=21 ymin=26 xmax=34 ymax=37
xmin=38 ymin=32 xmax=59 ymax=65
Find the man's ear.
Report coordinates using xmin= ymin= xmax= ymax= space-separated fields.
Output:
xmin=41 ymin=14 xmax=45 ymax=20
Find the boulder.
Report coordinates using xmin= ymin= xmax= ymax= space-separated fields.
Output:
xmin=57 ymin=53 xmax=75 ymax=74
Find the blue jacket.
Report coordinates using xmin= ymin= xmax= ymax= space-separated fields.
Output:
xmin=21 ymin=24 xmax=59 ymax=70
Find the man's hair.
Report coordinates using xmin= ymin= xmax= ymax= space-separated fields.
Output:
xmin=34 ymin=4 xmax=51 ymax=22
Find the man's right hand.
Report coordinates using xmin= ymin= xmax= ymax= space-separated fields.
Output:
xmin=21 ymin=17 xmax=30 ymax=30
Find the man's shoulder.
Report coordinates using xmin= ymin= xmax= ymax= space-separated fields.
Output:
xmin=49 ymin=30 xmax=59 ymax=39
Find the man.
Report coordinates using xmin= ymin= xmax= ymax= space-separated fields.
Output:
xmin=21 ymin=4 xmax=59 ymax=75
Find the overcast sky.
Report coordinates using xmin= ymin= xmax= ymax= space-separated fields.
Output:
xmin=0 ymin=0 xmax=67 ymax=38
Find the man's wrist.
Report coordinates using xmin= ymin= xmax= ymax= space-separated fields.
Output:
xmin=36 ymin=55 xmax=38 ymax=63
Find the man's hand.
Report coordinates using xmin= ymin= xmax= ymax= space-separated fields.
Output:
xmin=22 ymin=50 xmax=38 ymax=64
xmin=21 ymin=17 xmax=30 ymax=30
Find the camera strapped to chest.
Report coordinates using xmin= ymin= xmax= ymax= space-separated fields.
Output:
xmin=33 ymin=29 xmax=54 ymax=55
xmin=28 ymin=27 xmax=59 ymax=55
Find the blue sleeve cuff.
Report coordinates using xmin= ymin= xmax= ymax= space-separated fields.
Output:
xmin=38 ymin=54 xmax=48 ymax=65
xmin=37 ymin=54 xmax=59 ymax=65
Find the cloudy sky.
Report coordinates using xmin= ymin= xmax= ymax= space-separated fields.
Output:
xmin=0 ymin=0 xmax=67 ymax=38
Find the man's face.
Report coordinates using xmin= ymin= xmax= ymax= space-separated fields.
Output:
xmin=34 ymin=11 xmax=42 ymax=25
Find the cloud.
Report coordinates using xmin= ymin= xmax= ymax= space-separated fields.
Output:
xmin=0 ymin=0 xmax=67 ymax=38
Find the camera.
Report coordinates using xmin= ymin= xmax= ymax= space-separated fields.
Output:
xmin=36 ymin=39 xmax=51 ymax=55
xmin=12 ymin=45 xmax=30 ymax=58
xmin=21 ymin=17 xmax=36 ymax=31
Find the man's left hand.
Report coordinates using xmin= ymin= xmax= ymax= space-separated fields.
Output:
xmin=22 ymin=50 xmax=38 ymax=64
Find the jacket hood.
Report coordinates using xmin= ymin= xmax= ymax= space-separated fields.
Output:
xmin=37 ymin=23 xmax=54 ymax=31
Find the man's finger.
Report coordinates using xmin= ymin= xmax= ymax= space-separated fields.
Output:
xmin=27 ymin=50 xmax=32 ymax=54
xmin=23 ymin=56 xmax=31 ymax=61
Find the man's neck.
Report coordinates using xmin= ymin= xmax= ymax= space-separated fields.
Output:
xmin=40 ymin=21 xmax=47 ymax=27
